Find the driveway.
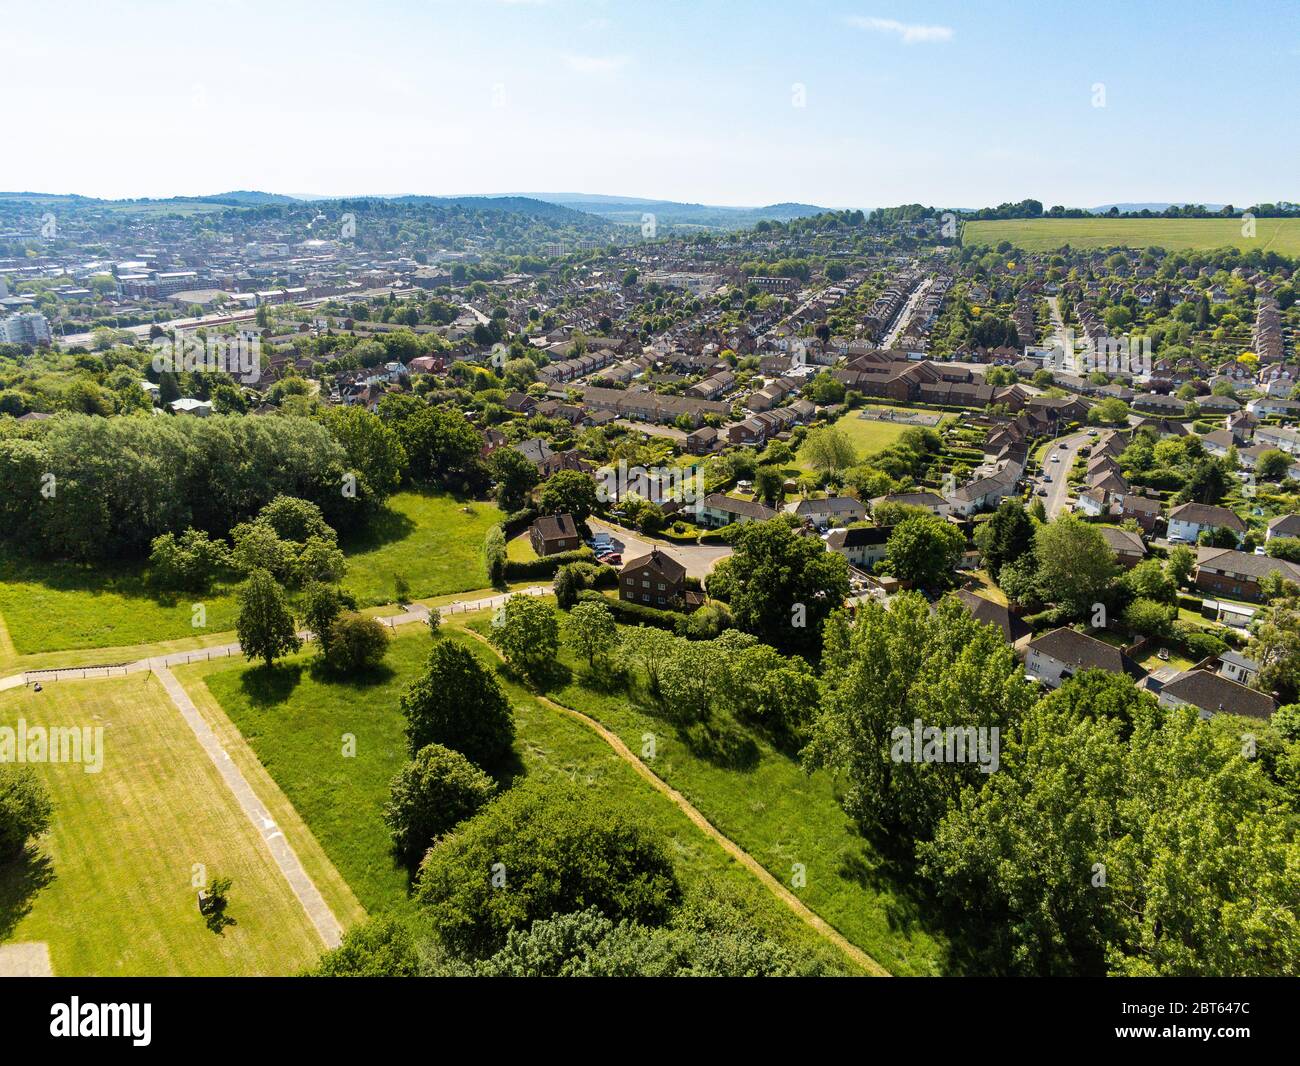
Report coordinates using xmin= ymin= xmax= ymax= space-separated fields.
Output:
xmin=1038 ymin=430 xmax=1092 ymax=517
xmin=588 ymin=518 xmax=731 ymax=580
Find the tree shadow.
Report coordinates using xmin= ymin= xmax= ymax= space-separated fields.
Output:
xmin=238 ymin=662 xmax=303 ymax=707
xmin=306 ymin=659 xmax=397 ymax=689
xmin=0 ymin=847 xmax=55 ymax=941
xmin=494 ymin=658 xmax=572 ymax=694
xmin=678 ymin=718 xmax=760 ymax=771
xmin=339 ymin=504 xmax=417 ymax=554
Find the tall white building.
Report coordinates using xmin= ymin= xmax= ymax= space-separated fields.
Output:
xmin=0 ymin=311 xmax=52 ymax=346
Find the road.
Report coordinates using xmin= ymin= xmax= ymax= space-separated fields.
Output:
xmin=1038 ymin=429 xmax=1092 ymax=517
xmin=587 ymin=518 xmax=731 ymax=580
xmin=882 ymin=276 xmax=931 ymax=348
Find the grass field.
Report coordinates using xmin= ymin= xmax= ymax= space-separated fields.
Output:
xmin=963 ymin=217 xmax=1300 ymax=255
xmin=0 ymin=676 xmax=326 ymax=975
xmin=0 ymin=491 xmax=503 ymax=659
xmin=796 ymin=409 xmax=914 ymax=473
xmin=339 ymin=491 xmax=504 ymax=606
xmin=186 ymin=621 xmax=859 ymax=973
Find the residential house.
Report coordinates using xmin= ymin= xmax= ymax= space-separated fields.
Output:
xmin=870 ymin=491 xmax=951 ymax=518
xmin=953 ymin=589 xmax=1031 ymax=649
xmin=529 ymin=513 xmax=581 ymax=557
xmin=1167 ymin=502 xmax=1246 ymax=545
xmin=1025 ymin=628 xmax=1145 ymax=689
xmin=1266 ymin=513 xmax=1300 ymax=542
xmin=1098 ymin=526 xmax=1148 ymax=568
xmin=794 ymin=496 xmax=867 ymax=527
xmin=619 ymin=547 xmax=688 ymax=609
xmin=826 ymin=525 xmax=891 ymax=569
xmin=1217 ymin=650 xmax=1262 ymax=688
xmin=1194 ymin=547 xmax=1300 ymax=602
xmin=693 ymin=493 xmax=779 ymax=529
xmin=1157 ymin=669 xmax=1276 ymax=721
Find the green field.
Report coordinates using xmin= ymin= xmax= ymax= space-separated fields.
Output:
xmin=0 ymin=676 xmax=326 ymax=975
xmin=0 ymin=491 xmax=503 ymax=659
xmin=796 ymin=409 xmax=915 ymax=473
xmin=184 ymin=622 xmax=856 ymax=972
xmin=963 ymin=217 xmax=1300 ymax=255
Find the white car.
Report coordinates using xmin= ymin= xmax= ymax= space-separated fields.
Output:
xmin=1050 ymin=454 xmax=1060 ymax=463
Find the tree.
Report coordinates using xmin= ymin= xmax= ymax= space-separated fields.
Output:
xmin=618 ymin=626 xmax=679 ymax=699
xmin=236 ymin=569 xmax=301 ymax=668
xmin=920 ymin=676 xmax=1300 ymax=975
xmin=717 ymin=643 xmax=821 ymax=747
xmin=753 ymin=466 xmax=785 ymax=507
xmin=538 ymin=470 xmax=598 ymax=522
xmin=1034 ymin=513 xmax=1118 ymax=618
xmin=488 ymin=594 xmax=559 ymax=679
xmin=415 ymin=780 xmax=680 ymax=957
xmin=256 ymin=495 xmax=335 ymax=543
xmin=1255 ymin=449 xmax=1291 ymax=482
xmin=1166 ymin=544 xmax=1197 ymax=587
xmin=1246 ymin=599 xmax=1300 ymax=703
xmin=309 ymin=915 xmax=422 ymax=977
xmin=801 ymin=427 xmax=858 ymax=477
xmin=1124 ymin=558 xmax=1177 ymax=604
xmin=302 ymin=581 xmax=345 ymax=659
xmin=148 ymin=528 xmax=228 ymax=591
xmin=327 ymin=613 xmax=390 ymax=673
xmin=1265 ymin=537 xmax=1300 ymax=564
xmin=402 ymin=639 xmax=515 ymax=765
xmin=723 ymin=517 xmax=850 ymax=658
xmin=1123 ymin=597 xmax=1176 ymax=638
xmin=806 ymin=594 xmax=1035 ymax=840
xmin=1177 ymin=458 xmax=1231 ymax=505
xmin=565 ymin=600 xmax=619 ymax=668
xmin=976 ymin=499 xmax=1036 ymax=580
xmin=553 ymin=564 xmax=582 ymax=610
xmin=489 ymin=447 xmax=540 ymax=512
xmin=384 ymin=743 xmax=498 ymax=865
xmin=0 ymin=766 xmax=53 ymax=859
xmin=885 ymin=514 xmax=966 ymax=589
xmin=483 ymin=525 xmax=507 ymax=587
xmin=320 ymin=406 xmax=407 ymax=498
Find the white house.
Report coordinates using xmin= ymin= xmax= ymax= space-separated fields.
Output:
xmin=1166 ymin=502 xmax=1246 ymax=545
xmin=1024 ymin=628 xmax=1143 ymax=689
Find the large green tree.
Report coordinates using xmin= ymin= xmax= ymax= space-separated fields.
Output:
xmin=236 ymin=568 xmax=301 ymax=668
xmin=885 ymin=514 xmax=966 ymax=589
xmin=400 ymin=640 xmax=516 ymax=766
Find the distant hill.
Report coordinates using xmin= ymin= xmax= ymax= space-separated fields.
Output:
xmin=514 ymin=193 xmax=831 ymax=230
xmin=385 ymin=194 xmax=603 ymax=227
xmin=199 ymin=190 xmax=302 ymax=205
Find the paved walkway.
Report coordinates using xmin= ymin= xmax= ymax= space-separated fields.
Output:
xmin=152 ymin=662 xmax=344 ymax=948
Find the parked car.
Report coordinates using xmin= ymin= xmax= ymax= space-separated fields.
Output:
xmin=602 ymin=553 xmax=622 ymax=565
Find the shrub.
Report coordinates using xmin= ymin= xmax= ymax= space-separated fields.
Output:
xmin=504 ymin=546 xmax=596 ymax=580
xmin=327 ymin=613 xmax=390 ymax=672
xmin=149 ymin=528 xmax=229 ymax=591
xmin=384 ymin=744 xmax=498 ymax=865
xmin=416 ymin=780 xmax=680 ymax=957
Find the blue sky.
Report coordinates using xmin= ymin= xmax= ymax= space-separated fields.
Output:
xmin=3 ymin=0 xmax=1297 ymax=208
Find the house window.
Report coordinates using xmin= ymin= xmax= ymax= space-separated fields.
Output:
xmin=657 ymin=583 xmax=665 ymax=591
xmin=625 ymin=577 xmax=634 ymax=585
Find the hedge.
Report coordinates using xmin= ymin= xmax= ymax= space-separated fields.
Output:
xmin=577 ymin=589 xmax=688 ymax=631
xmin=505 ymin=545 xmax=596 ymax=579
xmin=501 ymin=506 xmax=539 ymax=539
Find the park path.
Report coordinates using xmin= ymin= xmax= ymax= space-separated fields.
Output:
xmin=461 ymin=630 xmax=889 ymax=977
xmin=152 ymin=662 xmax=344 ymax=949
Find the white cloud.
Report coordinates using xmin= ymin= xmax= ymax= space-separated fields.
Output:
xmin=562 ymin=53 xmax=629 ymax=75
xmin=847 ymin=16 xmax=953 ymax=44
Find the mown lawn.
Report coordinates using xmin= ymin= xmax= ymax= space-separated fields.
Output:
xmin=468 ymin=614 xmax=954 ymax=976
xmin=0 ymin=490 xmax=503 ymax=657
xmin=189 ymin=622 xmax=856 ymax=972
xmin=796 ymin=410 xmax=914 ymax=473
xmin=0 ymin=676 xmax=325 ymax=975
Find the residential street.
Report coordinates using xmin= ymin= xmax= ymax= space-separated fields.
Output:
xmin=587 ymin=518 xmax=731 ymax=580
xmin=1038 ymin=429 xmax=1092 ymax=517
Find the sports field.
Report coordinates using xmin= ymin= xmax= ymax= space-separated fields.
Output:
xmin=963 ymin=217 xmax=1300 ymax=255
